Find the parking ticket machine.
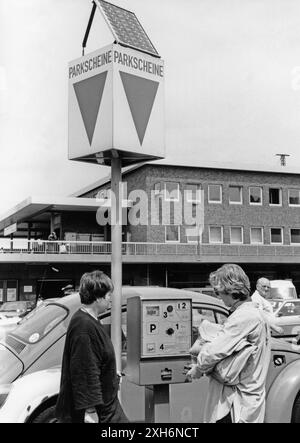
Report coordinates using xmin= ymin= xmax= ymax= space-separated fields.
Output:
xmin=126 ymin=289 xmax=193 ymax=422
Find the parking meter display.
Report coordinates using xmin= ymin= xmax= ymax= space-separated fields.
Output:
xmin=141 ymin=299 xmax=192 ymax=358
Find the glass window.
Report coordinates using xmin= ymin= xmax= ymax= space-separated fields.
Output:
xmin=165 ymin=225 xmax=180 ymax=242
xmin=154 ymin=182 xmax=161 ymax=195
xmin=270 ymin=228 xmax=283 ymax=244
xmin=164 ymin=182 xmax=179 ymax=201
xmin=209 ymin=226 xmax=223 ymax=243
xmin=250 ymin=227 xmax=263 ymax=244
xmin=277 ymin=301 xmax=300 ymax=317
xmin=249 ymin=187 xmax=262 ymax=204
xmin=208 ymin=185 xmax=222 ymax=203
xmin=291 ymin=229 xmax=300 ymax=244
xmin=101 ymin=310 xmax=127 ymax=352
xmin=215 ymin=312 xmax=227 ymax=325
xmin=229 ymin=186 xmax=242 ymax=204
xmin=184 ymin=184 xmax=201 ymax=202
xmin=289 ymin=189 xmax=300 ymax=206
xmin=0 ymin=281 xmax=3 ymax=302
xmin=269 ymin=188 xmax=282 ymax=205
xmin=230 ymin=227 xmax=243 ymax=244
xmin=185 ymin=226 xmax=199 ymax=243
xmin=11 ymin=304 xmax=68 ymax=344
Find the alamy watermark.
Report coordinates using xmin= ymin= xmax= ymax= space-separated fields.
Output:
xmin=95 ymin=183 xmax=204 ymax=233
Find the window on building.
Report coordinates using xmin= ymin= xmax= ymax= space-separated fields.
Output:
xmin=0 ymin=280 xmax=18 ymax=303
xmin=209 ymin=226 xmax=223 ymax=244
xmin=249 ymin=187 xmax=262 ymax=205
xmin=291 ymin=229 xmax=300 ymax=244
xmin=289 ymin=189 xmax=300 ymax=206
xmin=270 ymin=228 xmax=283 ymax=244
xmin=230 ymin=227 xmax=243 ymax=243
xmin=269 ymin=188 xmax=282 ymax=205
xmin=154 ymin=182 xmax=161 ymax=194
xmin=208 ymin=185 xmax=222 ymax=203
xmin=165 ymin=225 xmax=180 ymax=242
xmin=184 ymin=184 xmax=201 ymax=202
xmin=250 ymin=227 xmax=264 ymax=244
xmin=185 ymin=225 xmax=199 ymax=243
xmin=229 ymin=186 xmax=242 ymax=204
xmin=164 ymin=182 xmax=179 ymax=201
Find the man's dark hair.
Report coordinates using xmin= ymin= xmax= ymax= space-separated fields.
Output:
xmin=79 ymin=270 xmax=113 ymax=305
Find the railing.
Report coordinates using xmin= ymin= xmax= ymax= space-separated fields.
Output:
xmin=1 ymin=240 xmax=300 ymax=257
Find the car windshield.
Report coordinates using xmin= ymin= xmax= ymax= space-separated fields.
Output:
xmin=0 ymin=302 xmax=27 ymax=312
xmin=10 ymin=304 xmax=68 ymax=344
xmin=277 ymin=300 xmax=300 ymax=317
xmin=269 ymin=300 xmax=284 ymax=311
xmin=270 ymin=287 xmax=297 ymax=299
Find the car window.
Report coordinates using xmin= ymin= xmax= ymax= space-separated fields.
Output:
xmin=215 ymin=311 xmax=227 ymax=325
xmin=10 ymin=305 xmax=68 ymax=344
xmin=101 ymin=309 xmax=127 ymax=352
xmin=278 ymin=301 xmax=300 ymax=317
xmin=192 ymin=307 xmax=228 ymax=343
xmin=99 ymin=306 xmax=228 ymax=352
xmin=0 ymin=302 xmax=27 ymax=312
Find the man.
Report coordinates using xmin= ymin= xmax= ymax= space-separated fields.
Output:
xmin=187 ymin=264 xmax=271 ymax=423
xmin=252 ymin=278 xmax=283 ymax=334
xmin=251 ymin=278 xmax=273 ymax=313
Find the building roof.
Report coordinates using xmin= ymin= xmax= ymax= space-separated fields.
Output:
xmin=0 ymin=196 xmax=102 ymax=234
xmin=72 ymin=158 xmax=300 ymax=197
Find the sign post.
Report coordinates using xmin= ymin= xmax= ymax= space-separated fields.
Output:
xmin=111 ymin=155 xmax=122 ymax=372
xmin=68 ymin=0 xmax=165 ymax=381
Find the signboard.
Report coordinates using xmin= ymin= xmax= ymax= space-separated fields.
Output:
xmin=68 ymin=43 xmax=165 ymax=166
xmin=4 ymin=223 xmax=17 ymax=237
xmin=24 ymin=286 xmax=33 ymax=293
xmin=141 ymin=299 xmax=192 ymax=358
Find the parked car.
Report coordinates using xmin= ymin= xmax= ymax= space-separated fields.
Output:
xmin=0 ymin=288 xmax=300 ymax=423
xmin=269 ymin=280 xmax=297 ymax=300
xmin=0 ymin=301 xmax=31 ymax=319
xmin=0 ymin=301 xmax=34 ymax=340
xmin=269 ymin=299 xmax=300 ymax=343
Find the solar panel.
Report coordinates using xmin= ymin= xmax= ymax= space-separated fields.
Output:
xmin=95 ymin=0 xmax=160 ymax=58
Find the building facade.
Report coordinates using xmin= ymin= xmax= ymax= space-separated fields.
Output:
xmin=0 ymin=163 xmax=300 ymax=303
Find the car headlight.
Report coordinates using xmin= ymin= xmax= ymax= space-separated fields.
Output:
xmin=0 ymin=385 xmax=12 ymax=408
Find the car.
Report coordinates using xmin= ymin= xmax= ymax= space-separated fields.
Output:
xmin=0 ymin=301 xmax=31 ymax=319
xmin=269 ymin=299 xmax=300 ymax=343
xmin=269 ymin=280 xmax=297 ymax=300
xmin=0 ymin=301 xmax=33 ymax=340
xmin=0 ymin=287 xmax=300 ymax=423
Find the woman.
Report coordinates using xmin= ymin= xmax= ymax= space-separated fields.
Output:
xmin=55 ymin=270 xmax=128 ymax=423
xmin=187 ymin=264 xmax=271 ymax=423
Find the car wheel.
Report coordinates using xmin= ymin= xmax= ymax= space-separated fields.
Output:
xmin=292 ymin=394 xmax=300 ymax=423
xmin=32 ymin=405 xmax=58 ymax=423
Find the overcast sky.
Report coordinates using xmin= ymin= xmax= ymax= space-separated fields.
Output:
xmin=1 ymin=0 xmax=300 ymax=215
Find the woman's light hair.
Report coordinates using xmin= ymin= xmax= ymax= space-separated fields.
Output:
xmin=209 ymin=264 xmax=250 ymax=300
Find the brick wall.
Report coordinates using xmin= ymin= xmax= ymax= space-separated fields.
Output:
xmin=79 ymin=164 xmax=300 ymax=245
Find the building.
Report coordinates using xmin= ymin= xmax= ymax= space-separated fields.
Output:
xmin=1 ymin=161 xmax=300 ymax=303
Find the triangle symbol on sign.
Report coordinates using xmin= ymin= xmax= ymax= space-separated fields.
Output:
xmin=119 ymin=72 xmax=159 ymax=145
xmin=73 ymin=71 xmax=108 ymax=145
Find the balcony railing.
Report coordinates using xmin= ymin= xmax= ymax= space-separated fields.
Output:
xmin=0 ymin=240 xmax=300 ymax=257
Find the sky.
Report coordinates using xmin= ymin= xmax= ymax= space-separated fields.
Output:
xmin=1 ymin=0 xmax=300 ymax=215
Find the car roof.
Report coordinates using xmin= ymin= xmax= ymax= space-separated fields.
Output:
xmin=270 ymin=280 xmax=295 ymax=287
xmin=48 ymin=287 xmax=227 ymax=312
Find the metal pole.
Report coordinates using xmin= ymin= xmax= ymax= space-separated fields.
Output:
xmin=111 ymin=156 xmax=122 ymax=376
